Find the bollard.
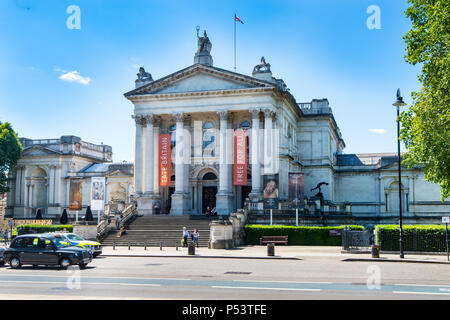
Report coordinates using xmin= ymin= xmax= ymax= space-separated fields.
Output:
xmin=371 ymin=245 xmax=380 ymax=258
xmin=144 ymin=242 xmax=147 ymax=251
xmin=176 ymin=243 xmax=178 ymax=251
xmin=267 ymin=243 xmax=275 ymax=256
xmin=128 ymin=242 xmax=131 ymax=250
xmin=113 ymin=242 xmax=115 ymax=250
xmin=160 ymin=242 xmax=162 ymax=251
xmin=188 ymin=243 xmax=195 ymax=255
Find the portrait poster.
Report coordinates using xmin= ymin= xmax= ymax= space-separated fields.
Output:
xmin=159 ymin=134 xmax=171 ymax=187
xmin=233 ymin=130 xmax=247 ymax=185
xmin=263 ymin=174 xmax=279 ymax=209
xmin=288 ymin=172 xmax=305 ymax=208
xmin=90 ymin=177 xmax=105 ymax=211
xmin=69 ymin=178 xmax=82 ymax=211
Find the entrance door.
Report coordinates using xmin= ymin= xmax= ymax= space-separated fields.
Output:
xmin=202 ymin=187 xmax=217 ymax=214
xmin=241 ymin=186 xmax=252 ymax=208
xmin=167 ymin=187 xmax=175 ymax=214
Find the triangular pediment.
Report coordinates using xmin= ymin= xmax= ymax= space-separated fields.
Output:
xmin=22 ymin=146 xmax=62 ymax=157
xmin=124 ymin=64 xmax=275 ymax=97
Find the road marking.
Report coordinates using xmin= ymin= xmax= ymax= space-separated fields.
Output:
xmin=393 ymin=291 xmax=450 ymax=296
xmin=212 ymin=286 xmax=321 ymax=292
xmin=233 ymin=280 xmax=332 ymax=284
xmin=394 ymin=283 xmax=450 ymax=288
xmin=0 ymin=274 xmax=191 ymax=281
xmin=0 ymin=280 xmax=160 ymax=287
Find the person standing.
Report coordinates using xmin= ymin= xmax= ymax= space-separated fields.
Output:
xmin=192 ymin=228 xmax=199 ymax=248
xmin=182 ymin=227 xmax=189 ymax=247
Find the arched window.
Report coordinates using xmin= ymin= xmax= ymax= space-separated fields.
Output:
xmin=202 ymin=122 xmax=215 ymax=157
xmin=203 ymin=172 xmax=217 ymax=180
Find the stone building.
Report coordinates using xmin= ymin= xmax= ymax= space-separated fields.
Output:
xmin=124 ymin=31 xmax=450 ymax=224
xmin=5 ymin=136 xmax=134 ymax=219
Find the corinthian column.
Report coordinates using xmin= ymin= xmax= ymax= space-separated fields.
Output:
xmin=249 ymin=108 xmax=262 ymax=200
xmin=132 ymin=115 xmax=144 ymax=195
xmin=144 ymin=114 xmax=155 ymax=195
xmin=263 ymin=108 xmax=275 ymax=174
xmin=174 ymin=112 xmax=185 ymax=194
xmin=217 ymin=110 xmax=229 ymax=194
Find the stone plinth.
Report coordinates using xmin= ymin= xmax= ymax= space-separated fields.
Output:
xmin=170 ymin=193 xmax=189 ymax=215
xmin=136 ymin=195 xmax=160 ymax=216
xmin=73 ymin=224 xmax=98 ymax=241
xmin=216 ymin=192 xmax=234 ymax=215
xmin=209 ymin=220 xmax=233 ymax=249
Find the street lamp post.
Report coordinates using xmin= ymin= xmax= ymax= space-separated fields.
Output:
xmin=393 ymin=89 xmax=407 ymax=259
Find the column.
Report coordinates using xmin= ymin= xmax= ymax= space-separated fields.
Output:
xmin=249 ymin=108 xmax=262 ymax=200
xmin=174 ymin=112 xmax=185 ymax=194
xmin=170 ymin=112 xmax=187 ymax=215
xmin=218 ymin=110 xmax=229 ymax=193
xmin=144 ymin=114 xmax=154 ymax=195
xmin=216 ymin=110 xmax=233 ymax=215
xmin=133 ymin=115 xmax=144 ymax=195
xmin=263 ymin=108 xmax=275 ymax=174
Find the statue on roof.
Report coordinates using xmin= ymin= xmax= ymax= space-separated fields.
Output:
xmin=136 ymin=67 xmax=153 ymax=82
xmin=253 ymin=56 xmax=271 ymax=73
xmin=197 ymin=30 xmax=212 ymax=54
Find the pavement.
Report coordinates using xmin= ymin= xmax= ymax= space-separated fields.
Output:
xmin=100 ymin=245 xmax=450 ymax=264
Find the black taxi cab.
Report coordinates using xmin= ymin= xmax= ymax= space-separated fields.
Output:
xmin=4 ymin=234 xmax=92 ymax=269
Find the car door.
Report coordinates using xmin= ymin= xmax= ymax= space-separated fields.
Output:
xmin=37 ymin=239 xmax=58 ymax=265
xmin=25 ymin=237 xmax=42 ymax=264
xmin=16 ymin=237 xmax=36 ymax=264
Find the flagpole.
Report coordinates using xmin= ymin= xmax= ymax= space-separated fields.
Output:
xmin=234 ymin=13 xmax=236 ymax=72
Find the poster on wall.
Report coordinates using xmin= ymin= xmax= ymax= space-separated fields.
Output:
xmin=263 ymin=174 xmax=279 ymax=209
xmin=90 ymin=177 xmax=106 ymax=211
xmin=233 ymin=130 xmax=247 ymax=185
xmin=159 ymin=133 xmax=172 ymax=187
xmin=288 ymin=172 xmax=305 ymax=209
xmin=69 ymin=178 xmax=82 ymax=211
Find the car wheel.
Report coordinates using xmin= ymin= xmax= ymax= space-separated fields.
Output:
xmin=93 ymin=253 xmax=99 ymax=258
xmin=59 ymin=257 xmax=71 ymax=270
xmin=10 ymin=256 xmax=21 ymax=269
xmin=79 ymin=263 xmax=87 ymax=269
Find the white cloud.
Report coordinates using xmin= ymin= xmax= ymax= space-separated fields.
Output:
xmin=59 ymin=70 xmax=91 ymax=85
xmin=369 ymin=128 xmax=387 ymax=134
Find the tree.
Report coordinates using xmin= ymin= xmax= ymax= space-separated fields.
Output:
xmin=60 ymin=209 xmax=68 ymax=225
xmin=85 ymin=206 xmax=94 ymax=221
xmin=400 ymin=0 xmax=450 ymax=200
xmin=0 ymin=122 xmax=22 ymax=194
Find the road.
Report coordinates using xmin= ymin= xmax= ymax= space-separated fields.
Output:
xmin=0 ymin=255 xmax=449 ymax=300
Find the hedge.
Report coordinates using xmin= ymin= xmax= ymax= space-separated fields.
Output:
xmin=18 ymin=224 xmax=73 ymax=235
xmin=244 ymin=225 xmax=364 ymax=246
xmin=375 ymin=225 xmax=449 ymax=252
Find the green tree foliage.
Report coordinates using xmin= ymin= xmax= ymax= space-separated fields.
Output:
xmin=400 ymin=0 xmax=450 ymax=200
xmin=0 ymin=122 xmax=22 ymax=194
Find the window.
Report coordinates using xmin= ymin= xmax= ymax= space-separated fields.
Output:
xmin=203 ymin=172 xmax=217 ymax=180
xmin=240 ymin=121 xmax=251 ymax=129
xmin=202 ymin=122 xmax=215 ymax=157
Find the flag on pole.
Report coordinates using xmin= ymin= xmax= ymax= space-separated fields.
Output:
xmin=235 ymin=14 xmax=244 ymax=24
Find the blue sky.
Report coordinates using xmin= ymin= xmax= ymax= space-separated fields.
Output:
xmin=0 ymin=0 xmax=419 ymax=162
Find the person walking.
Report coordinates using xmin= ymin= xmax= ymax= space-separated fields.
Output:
xmin=192 ymin=228 xmax=199 ymax=248
xmin=182 ymin=227 xmax=189 ymax=247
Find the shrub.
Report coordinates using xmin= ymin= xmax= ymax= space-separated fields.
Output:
xmin=244 ymin=225 xmax=364 ymax=246
xmin=375 ymin=225 xmax=449 ymax=252
xmin=18 ymin=224 xmax=73 ymax=235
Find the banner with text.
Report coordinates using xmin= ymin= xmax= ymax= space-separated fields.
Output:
xmin=288 ymin=172 xmax=305 ymax=209
xmin=69 ymin=178 xmax=82 ymax=211
xmin=263 ymin=174 xmax=279 ymax=209
xmin=90 ymin=177 xmax=106 ymax=211
xmin=159 ymin=134 xmax=172 ymax=187
xmin=233 ymin=130 xmax=247 ymax=185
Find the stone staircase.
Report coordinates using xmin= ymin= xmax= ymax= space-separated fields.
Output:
xmin=101 ymin=215 xmax=220 ymax=247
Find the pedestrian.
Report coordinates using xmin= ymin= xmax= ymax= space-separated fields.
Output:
xmin=211 ymin=206 xmax=217 ymax=216
xmin=182 ymin=226 xmax=189 ymax=247
xmin=192 ymin=228 xmax=199 ymax=248
xmin=205 ymin=206 xmax=211 ymax=217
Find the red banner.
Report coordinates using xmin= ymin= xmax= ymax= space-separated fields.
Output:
xmin=233 ymin=130 xmax=247 ymax=185
xmin=159 ymin=134 xmax=171 ymax=187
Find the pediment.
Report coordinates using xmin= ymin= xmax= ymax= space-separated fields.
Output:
xmin=124 ymin=64 xmax=275 ymax=97
xmin=107 ymin=169 xmax=132 ymax=177
xmin=22 ymin=146 xmax=61 ymax=157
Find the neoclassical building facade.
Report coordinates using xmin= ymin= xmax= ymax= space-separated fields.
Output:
xmin=124 ymin=32 xmax=450 ymax=223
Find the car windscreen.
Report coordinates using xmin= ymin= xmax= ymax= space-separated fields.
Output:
xmin=52 ymin=237 xmax=73 ymax=248
xmin=66 ymin=234 xmax=84 ymax=241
